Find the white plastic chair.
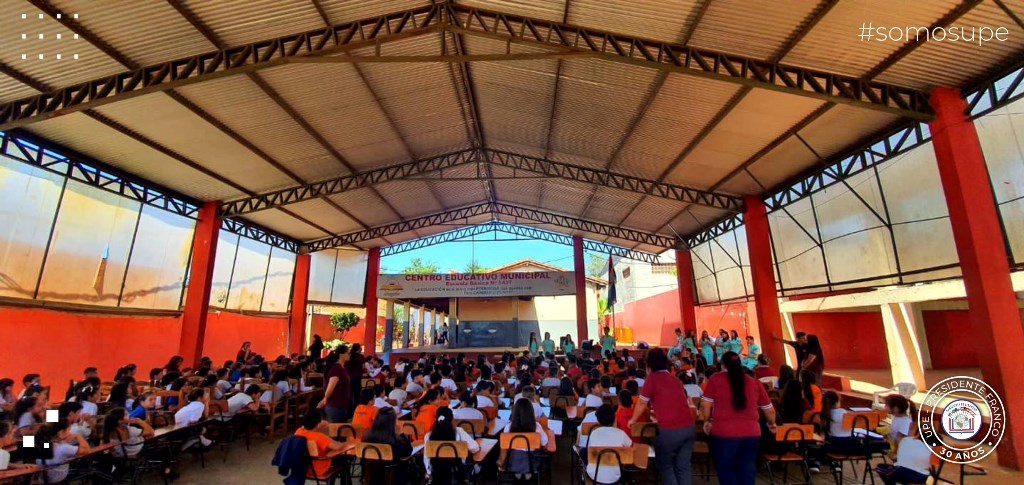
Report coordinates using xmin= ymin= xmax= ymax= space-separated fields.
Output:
xmin=759 ymin=376 xmax=779 ymax=389
xmin=872 ymin=382 xmax=917 ymax=410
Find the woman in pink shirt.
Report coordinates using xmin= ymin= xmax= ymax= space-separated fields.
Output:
xmin=700 ymin=352 xmax=777 ymax=484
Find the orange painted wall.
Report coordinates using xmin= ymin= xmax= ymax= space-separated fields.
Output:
xmin=0 ymin=305 xmax=290 ymax=396
xmin=922 ymin=310 xmax=979 ymax=368
xmin=623 ymin=289 xmax=759 ymax=348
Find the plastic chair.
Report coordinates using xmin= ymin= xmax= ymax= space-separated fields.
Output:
xmin=872 ymin=383 xmax=918 ymax=410
xmin=764 ymin=424 xmax=815 ymax=485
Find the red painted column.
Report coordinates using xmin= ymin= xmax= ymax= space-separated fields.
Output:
xmin=572 ymin=236 xmax=589 ymax=343
xmin=179 ymin=201 xmax=220 ymax=368
xmin=930 ymin=87 xmax=1024 ymax=469
xmin=743 ymin=196 xmax=785 ymax=367
xmin=288 ymin=254 xmax=311 ymax=357
xmin=675 ymin=249 xmax=698 ymax=335
xmin=363 ymin=247 xmax=381 ymax=356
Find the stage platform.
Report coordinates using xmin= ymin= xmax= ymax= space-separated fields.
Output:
xmin=389 ymin=343 xmax=646 ymax=357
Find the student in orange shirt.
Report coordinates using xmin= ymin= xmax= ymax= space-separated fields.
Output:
xmin=615 ymin=390 xmax=647 ymax=438
xmin=801 ymin=370 xmax=823 ymax=413
xmin=415 ymin=389 xmax=443 ymax=434
xmin=351 ymin=388 xmax=379 ymax=431
xmin=295 ymin=412 xmax=346 ymax=478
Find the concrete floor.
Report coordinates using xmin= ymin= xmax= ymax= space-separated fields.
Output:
xmin=159 ymin=430 xmax=1024 ymax=485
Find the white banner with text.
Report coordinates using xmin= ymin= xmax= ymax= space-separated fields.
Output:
xmin=376 ymin=272 xmax=576 ymax=298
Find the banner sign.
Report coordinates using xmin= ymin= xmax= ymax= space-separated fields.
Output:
xmin=376 ymin=272 xmax=576 ymax=299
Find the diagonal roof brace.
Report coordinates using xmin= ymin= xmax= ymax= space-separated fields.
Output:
xmin=300 ymin=202 xmax=679 ymax=253
xmin=221 ymin=148 xmax=744 ymax=216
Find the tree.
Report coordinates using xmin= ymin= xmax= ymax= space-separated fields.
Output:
xmin=403 ymin=257 xmax=439 ymax=274
xmin=597 ymin=297 xmax=609 ymax=319
xmin=587 ymin=254 xmax=608 ymax=278
xmin=464 ymin=259 xmax=488 ymax=274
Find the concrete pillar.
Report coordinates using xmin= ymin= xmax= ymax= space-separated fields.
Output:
xmin=179 ymin=201 xmax=220 ymax=368
xmin=572 ymin=236 xmax=589 ymax=343
xmin=363 ymin=247 xmax=381 ymax=356
xmin=419 ymin=306 xmax=429 ymax=347
xmin=288 ymin=254 xmax=311 ymax=356
xmin=449 ymin=298 xmax=459 ymax=349
xmin=401 ymin=301 xmax=411 ymax=349
xmin=879 ymin=303 xmax=927 ymax=390
xmin=930 ymin=87 xmax=1024 ymax=469
xmin=383 ymin=299 xmax=395 ymax=364
xmin=780 ymin=312 xmax=798 ymax=368
xmin=675 ymin=248 xmax=698 ymax=335
xmin=744 ymin=196 xmax=785 ymax=367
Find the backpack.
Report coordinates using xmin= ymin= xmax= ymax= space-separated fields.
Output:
xmin=506 ymin=449 xmax=539 ymax=476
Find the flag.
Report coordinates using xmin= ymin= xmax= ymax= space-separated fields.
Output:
xmin=92 ymin=244 xmax=109 ymax=294
xmin=607 ymin=254 xmax=617 ymax=308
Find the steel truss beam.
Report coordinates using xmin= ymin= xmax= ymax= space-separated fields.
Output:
xmin=380 ymin=222 xmax=660 ymax=263
xmin=2 ymin=129 xmax=199 ymax=218
xmin=687 ymin=59 xmax=1024 ymax=247
xmin=0 ymin=2 xmax=937 ymax=130
xmin=222 ymin=148 xmax=743 ymax=216
xmin=481 ymin=149 xmax=744 ymax=211
xmin=221 ymin=218 xmax=300 ymax=253
xmin=440 ymin=4 xmax=932 ymax=119
xmin=302 ymin=202 xmax=676 ymax=253
xmin=0 ymin=3 xmax=445 ymax=130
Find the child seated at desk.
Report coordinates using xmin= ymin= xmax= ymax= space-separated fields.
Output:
xmin=585 ymin=376 xmax=612 ymax=409
xmin=423 ymin=407 xmax=480 ymax=481
xmin=416 ymin=389 xmax=443 ymax=434
xmin=453 ymin=391 xmax=486 ymax=421
xmin=58 ymin=401 xmax=92 ymax=439
xmin=294 ymin=412 xmax=347 ymax=478
xmin=352 ymin=388 xmax=380 ymax=431
xmin=499 ymin=398 xmax=551 ymax=472
xmin=363 ymin=408 xmax=414 ymax=483
xmin=175 ymin=389 xmax=213 ymax=450
xmin=101 ymin=407 xmax=154 ymax=459
xmin=34 ymin=421 xmax=90 ymax=484
xmin=585 ymin=404 xmax=634 ymax=484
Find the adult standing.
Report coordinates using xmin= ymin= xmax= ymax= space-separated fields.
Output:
xmin=772 ymin=332 xmax=809 ymax=375
xmin=437 ymin=322 xmax=449 ymax=347
xmin=563 ymin=334 xmax=576 ymax=355
xmin=628 ymin=348 xmax=696 ymax=485
xmin=802 ymin=335 xmax=825 ymax=384
xmin=346 ymin=343 xmax=366 ymax=410
xmin=599 ymin=326 xmax=616 ymax=359
xmin=235 ymin=342 xmax=252 ymax=363
xmin=700 ymin=352 xmax=777 ymax=485
xmin=318 ymin=354 xmax=350 ymax=423
xmin=308 ymin=335 xmax=324 ymax=359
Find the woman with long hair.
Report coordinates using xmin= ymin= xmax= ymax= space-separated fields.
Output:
xmin=779 ymin=380 xmax=809 ymax=424
xmin=700 ymin=331 xmax=715 ymax=366
xmin=308 ymin=334 xmax=324 ymax=359
xmin=362 ymin=407 xmax=413 ymax=483
xmin=700 ymin=351 xmax=777 ymax=484
xmin=563 ymin=334 xmax=576 ymax=355
xmin=777 ymin=365 xmax=796 ymax=391
xmin=800 ymin=369 xmax=822 ymax=413
xmin=423 ymin=406 xmax=479 ymax=482
xmin=627 ymin=348 xmax=696 ymax=485
xmin=236 ymin=342 xmax=252 ymax=363
xmin=101 ymin=407 xmax=154 ymax=458
xmin=528 ymin=332 xmax=540 ymax=357
xmin=715 ymin=329 xmax=730 ymax=363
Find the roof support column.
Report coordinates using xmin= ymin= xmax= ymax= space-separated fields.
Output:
xmin=402 ymin=301 xmax=411 ymax=349
xmin=675 ymin=249 xmax=698 ymax=336
xmin=573 ymin=236 xmax=589 ymax=344
xmin=179 ymin=201 xmax=220 ymax=368
xmin=383 ymin=299 xmax=395 ymax=365
xmin=930 ymin=87 xmax=1024 ymax=469
xmin=363 ymin=247 xmax=381 ymax=356
xmin=743 ymin=196 xmax=785 ymax=368
xmin=289 ymin=254 xmax=311 ymax=357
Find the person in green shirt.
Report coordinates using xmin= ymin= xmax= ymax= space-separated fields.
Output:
xmin=563 ymin=334 xmax=576 ymax=355
xmin=528 ymin=332 xmax=540 ymax=356
xmin=541 ymin=332 xmax=556 ymax=356
xmin=599 ymin=326 xmax=616 ymax=358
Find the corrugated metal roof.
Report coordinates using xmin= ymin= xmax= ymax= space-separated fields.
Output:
xmin=626 ymin=196 xmax=690 ymax=233
xmin=91 ymin=92 xmax=296 ymax=193
xmin=581 ymin=186 xmax=646 ymax=224
xmin=0 ymin=73 xmax=39 ymax=103
xmin=785 ymin=0 xmax=959 ymax=79
xmin=49 ymin=0 xmax=213 ymax=66
xmin=24 ymin=111 xmax=242 ymax=201
xmin=255 ymin=63 xmax=410 ymax=172
xmin=318 ymin=0 xmax=431 ymax=23
xmin=280 ymin=197 xmax=362 ymax=236
xmin=373 ymin=179 xmax=445 ymax=218
xmin=613 ymin=74 xmax=743 ymax=180
xmin=240 ymin=208 xmax=328 ymax=242
xmin=875 ymin=1 xmax=1024 ymax=90
xmin=456 ymin=0 xmax=568 ymax=22
xmin=174 ymin=75 xmax=341 ymax=183
xmin=567 ymin=0 xmax=702 ymax=44
xmin=327 ymin=187 xmax=402 ymax=227
xmin=667 ymin=89 xmax=827 ymax=189
xmin=183 ymin=0 xmax=324 ymax=47
xmin=0 ymin=1 xmax=125 ymax=92
xmin=538 ymin=178 xmax=593 ymax=216
xmin=549 ymin=58 xmax=660 ymax=169
xmin=688 ymin=0 xmax=819 ymax=59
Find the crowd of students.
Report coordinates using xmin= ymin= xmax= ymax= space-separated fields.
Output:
xmin=0 ymin=328 xmax=936 ymax=485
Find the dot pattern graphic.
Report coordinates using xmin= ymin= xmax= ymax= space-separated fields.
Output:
xmin=18 ymin=11 xmax=81 ymax=61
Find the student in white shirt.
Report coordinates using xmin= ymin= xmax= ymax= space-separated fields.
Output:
xmin=439 ymin=370 xmax=459 ymax=396
xmin=77 ymin=385 xmax=101 ymax=419
xmin=215 ymin=369 xmax=233 ymax=396
xmin=389 ymin=376 xmax=409 ymax=409
xmin=585 ymin=405 xmax=634 ymax=484
xmin=101 ymin=407 xmax=154 ymax=458
xmin=261 ymin=371 xmax=291 ymax=405
xmin=453 ymin=391 xmax=486 ymax=422
xmin=36 ymin=421 xmax=90 ymax=483
xmin=0 ymin=421 xmax=13 ymax=469
xmin=218 ymin=385 xmax=262 ymax=421
xmin=585 ymin=376 xmax=611 ymax=409
xmin=175 ymin=389 xmax=213 ymax=449
xmin=423 ymin=407 xmax=480 ymax=479
xmin=875 ymin=425 xmax=931 ymax=485
xmin=500 ymin=398 xmax=550 ymax=465
xmin=58 ymin=401 xmax=92 ymax=439
xmin=885 ymin=395 xmax=914 ymax=444
xmin=373 ymin=385 xmax=391 ymax=409
xmin=541 ymin=366 xmax=561 ymax=389
xmin=407 ymin=371 xmax=426 ymax=398
xmin=475 ymin=381 xmax=497 ymax=409
xmin=519 ymin=386 xmax=544 ymax=420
